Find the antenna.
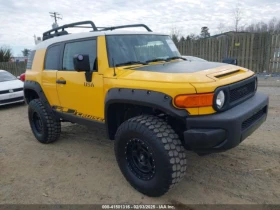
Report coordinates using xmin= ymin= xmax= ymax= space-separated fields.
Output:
xmin=33 ymin=34 xmax=42 ymax=45
xmin=49 ymin=12 xmax=62 ymax=26
xmin=112 ymin=58 xmax=116 ymax=76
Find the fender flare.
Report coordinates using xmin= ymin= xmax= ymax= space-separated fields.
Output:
xmin=24 ymin=80 xmax=52 ymax=112
xmin=105 ymin=88 xmax=188 ymax=138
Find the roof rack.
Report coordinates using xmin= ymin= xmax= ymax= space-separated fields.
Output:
xmin=42 ymin=21 xmax=152 ymax=41
xmin=97 ymin=24 xmax=152 ymax=32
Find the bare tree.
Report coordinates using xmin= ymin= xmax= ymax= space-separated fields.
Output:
xmin=188 ymin=33 xmax=200 ymax=40
xmin=170 ymin=26 xmax=182 ymax=44
xmin=260 ymin=22 xmax=268 ymax=32
xmin=245 ymin=24 xmax=255 ymax=32
xmin=217 ymin=22 xmax=226 ymax=34
xmin=233 ymin=4 xmax=243 ymax=32
xmin=275 ymin=20 xmax=280 ymax=33
xmin=268 ymin=17 xmax=277 ymax=32
xmin=179 ymin=36 xmax=185 ymax=43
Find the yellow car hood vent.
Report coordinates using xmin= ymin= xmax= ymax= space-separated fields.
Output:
xmin=214 ymin=70 xmax=242 ymax=78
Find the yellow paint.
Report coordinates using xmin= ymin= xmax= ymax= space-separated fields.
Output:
xmin=192 ymin=70 xmax=254 ymax=93
xmin=198 ymin=106 xmax=216 ymax=115
xmin=97 ymin=36 xmax=110 ymax=74
xmin=41 ymin=70 xmax=60 ymax=106
xmin=56 ymin=71 xmax=104 ymax=119
xmin=25 ymin=49 xmax=46 ymax=82
xmin=25 ymin=35 xmax=256 ymax=119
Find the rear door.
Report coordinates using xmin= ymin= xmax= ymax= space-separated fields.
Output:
xmin=56 ymin=38 xmax=104 ymax=121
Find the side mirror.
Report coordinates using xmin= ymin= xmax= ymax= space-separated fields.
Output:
xmin=222 ymin=58 xmax=237 ymax=65
xmin=73 ymin=54 xmax=91 ymax=72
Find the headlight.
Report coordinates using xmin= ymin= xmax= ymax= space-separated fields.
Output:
xmin=216 ymin=90 xmax=225 ymax=109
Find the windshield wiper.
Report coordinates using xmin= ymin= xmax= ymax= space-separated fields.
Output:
xmin=115 ymin=61 xmax=147 ymax=67
xmin=145 ymin=58 xmax=167 ymax=64
xmin=165 ymin=56 xmax=187 ymax=61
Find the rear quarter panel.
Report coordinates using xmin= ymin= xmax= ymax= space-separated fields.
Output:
xmin=25 ymin=49 xmax=60 ymax=106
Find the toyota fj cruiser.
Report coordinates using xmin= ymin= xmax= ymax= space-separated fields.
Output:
xmin=24 ymin=21 xmax=269 ymax=197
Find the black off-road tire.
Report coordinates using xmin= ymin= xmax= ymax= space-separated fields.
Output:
xmin=28 ymin=99 xmax=61 ymax=143
xmin=114 ymin=115 xmax=187 ymax=197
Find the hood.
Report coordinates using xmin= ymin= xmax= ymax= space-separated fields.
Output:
xmin=117 ymin=61 xmax=248 ymax=83
xmin=0 ymin=79 xmax=23 ymax=91
xmin=133 ymin=61 xmax=226 ymax=73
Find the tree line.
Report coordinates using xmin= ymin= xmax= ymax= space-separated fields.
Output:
xmin=0 ymin=47 xmax=31 ymax=62
xmin=242 ymin=17 xmax=280 ymax=33
xmin=171 ymin=15 xmax=280 ymax=44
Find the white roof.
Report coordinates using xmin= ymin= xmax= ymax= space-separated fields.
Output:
xmin=35 ymin=30 xmax=167 ymax=50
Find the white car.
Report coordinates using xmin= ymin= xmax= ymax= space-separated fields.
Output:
xmin=0 ymin=70 xmax=24 ymax=106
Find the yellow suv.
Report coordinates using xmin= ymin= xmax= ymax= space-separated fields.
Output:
xmin=24 ymin=21 xmax=269 ymax=197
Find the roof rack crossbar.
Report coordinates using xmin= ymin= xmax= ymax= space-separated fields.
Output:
xmin=72 ymin=26 xmax=94 ymax=28
xmin=42 ymin=21 xmax=98 ymax=41
xmin=99 ymin=24 xmax=152 ymax=32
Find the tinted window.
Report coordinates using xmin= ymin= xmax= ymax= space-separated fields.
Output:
xmin=62 ymin=39 xmax=97 ymax=71
xmin=26 ymin=50 xmax=36 ymax=69
xmin=0 ymin=71 xmax=17 ymax=82
xmin=45 ymin=45 xmax=61 ymax=70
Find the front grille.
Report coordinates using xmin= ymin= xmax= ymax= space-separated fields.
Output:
xmin=230 ymin=80 xmax=255 ymax=103
xmin=13 ymin=88 xmax=24 ymax=92
xmin=242 ymin=107 xmax=266 ymax=130
xmin=0 ymin=96 xmax=24 ymax=104
xmin=0 ymin=88 xmax=23 ymax=95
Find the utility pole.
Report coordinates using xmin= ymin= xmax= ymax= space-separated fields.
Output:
xmin=49 ymin=12 xmax=62 ymax=24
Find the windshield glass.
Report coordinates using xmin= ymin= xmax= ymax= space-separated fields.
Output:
xmin=0 ymin=71 xmax=17 ymax=82
xmin=106 ymin=35 xmax=181 ymax=67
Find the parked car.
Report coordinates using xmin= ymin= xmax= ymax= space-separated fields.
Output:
xmin=0 ymin=70 xmax=24 ymax=106
xmin=182 ymin=55 xmax=207 ymax=62
xmin=24 ymin=20 xmax=268 ymax=197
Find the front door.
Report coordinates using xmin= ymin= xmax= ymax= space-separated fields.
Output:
xmin=56 ymin=38 xmax=104 ymax=122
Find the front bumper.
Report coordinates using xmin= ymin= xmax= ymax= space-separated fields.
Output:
xmin=184 ymin=92 xmax=269 ymax=153
xmin=0 ymin=91 xmax=24 ymax=106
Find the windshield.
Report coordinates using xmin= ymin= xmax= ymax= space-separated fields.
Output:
xmin=106 ymin=35 xmax=181 ymax=67
xmin=0 ymin=71 xmax=17 ymax=82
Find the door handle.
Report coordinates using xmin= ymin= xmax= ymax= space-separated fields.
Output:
xmin=56 ymin=80 xmax=66 ymax=84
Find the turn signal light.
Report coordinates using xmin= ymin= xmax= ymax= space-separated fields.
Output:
xmin=174 ymin=93 xmax=214 ymax=108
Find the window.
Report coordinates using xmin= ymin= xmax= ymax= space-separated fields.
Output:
xmin=26 ymin=50 xmax=36 ymax=69
xmin=44 ymin=45 xmax=61 ymax=70
xmin=106 ymin=35 xmax=181 ymax=67
xmin=0 ymin=71 xmax=17 ymax=82
xmin=62 ymin=39 xmax=97 ymax=71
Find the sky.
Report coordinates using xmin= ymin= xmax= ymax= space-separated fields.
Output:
xmin=0 ymin=0 xmax=280 ymax=56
